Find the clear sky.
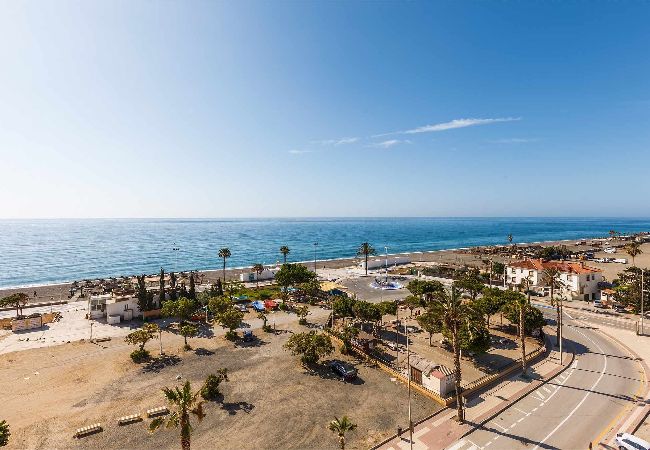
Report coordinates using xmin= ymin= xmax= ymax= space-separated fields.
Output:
xmin=1 ymin=1 xmax=649 ymax=218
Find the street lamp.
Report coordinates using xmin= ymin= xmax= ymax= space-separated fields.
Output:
xmin=385 ymin=246 xmax=389 ymax=282
xmin=406 ymin=323 xmax=413 ymax=450
xmin=313 ymin=242 xmax=318 ymax=273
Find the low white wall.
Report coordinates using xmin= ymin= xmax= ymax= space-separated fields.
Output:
xmin=361 ymin=256 xmax=411 ymax=270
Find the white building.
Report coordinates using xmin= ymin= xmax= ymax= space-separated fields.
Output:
xmin=409 ymin=356 xmax=455 ymax=397
xmin=88 ymin=293 xmax=143 ymax=323
xmin=240 ymin=267 xmax=279 ymax=283
xmin=361 ymin=256 xmax=411 ymax=271
xmin=507 ymin=259 xmax=603 ymax=301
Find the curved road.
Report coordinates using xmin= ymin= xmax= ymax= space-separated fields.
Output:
xmin=448 ymin=309 xmax=645 ymax=450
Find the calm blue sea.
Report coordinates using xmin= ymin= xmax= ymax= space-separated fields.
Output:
xmin=1 ymin=218 xmax=649 ymax=289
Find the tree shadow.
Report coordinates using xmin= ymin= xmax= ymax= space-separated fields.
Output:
xmin=301 ymin=360 xmax=366 ymax=385
xmin=194 ymin=347 xmax=215 ymax=356
xmin=142 ymin=354 xmax=181 ymax=373
xmin=233 ymin=339 xmax=269 ymax=348
xmin=208 ymin=393 xmax=255 ymax=415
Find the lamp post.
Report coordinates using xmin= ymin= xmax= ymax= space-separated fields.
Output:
xmin=89 ymin=322 xmax=94 ymax=342
xmin=406 ymin=323 xmax=413 ymax=450
xmin=641 ymin=270 xmax=645 ymax=336
xmin=385 ymin=246 xmax=389 ymax=282
xmin=313 ymin=242 xmax=318 ymax=273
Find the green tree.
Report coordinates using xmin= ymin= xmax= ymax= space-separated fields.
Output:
xmin=356 ymin=242 xmax=376 ymax=276
xmin=224 ymin=280 xmax=244 ymax=300
xmin=180 ymin=324 xmax=198 ymax=350
xmin=454 ymin=270 xmax=485 ymax=301
xmin=328 ymin=416 xmax=357 ymax=450
xmin=136 ymin=274 xmax=155 ymax=312
xmin=218 ymin=247 xmax=231 ymax=282
xmin=294 ymin=305 xmax=310 ymax=325
xmin=332 ymin=295 xmax=356 ymax=319
xmin=472 ymin=288 xmax=507 ymax=327
xmin=257 ymin=312 xmax=270 ymax=331
xmin=188 ymin=273 xmax=196 ymax=300
xmin=200 ymin=369 xmax=229 ymax=400
xmin=541 ymin=267 xmax=563 ymax=343
xmin=417 ymin=311 xmax=441 ymax=345
xmin=216 ymin=308 xmax=244 ymax=340
xmin=377 ymin=301 xmax=397 ymax=317
xmin=613 ymin=267 xmax=649 ymax=312
xmin=284 ymin=331 xmax=334 ymax=365
xmin=339 ymin=323 xmax=359 ymax=354
xmin=124 ymin=323 xmax=159 ymax=358
xmin=501 ymin=290 xmax=542 ymax=375
xmin=403 ymin=295 xmax=422 ymax=318
xmin=280 ymin=245 xmax=290 ymax=263
xmin=492 ymin=262 xmax=505 ymax=280
xmin=406 ymin=279 xmax=444 ymax=303
xmin=169 ymin=272 xmax=178 ymax=301
xmin=427 ymin=287 xmax=484 ymax=422
xmin=252 ymin=263 xmax=265 ymax=290
xmin=0 ymin=293 xmax=28 ymax=318
xmin=275 ymin=263 xmax=317 ymax=291
xmin=162 ymin=297 xmax=197 ymax=324
xmin=159 ymin=267 xmax=166 ymax=305
xmin=626 ymin=242 xmax=643 ymax=267
xmin=208 ymin=296 xmax=232 ymax=316
xmin=0 ymin=420 xmax=9 ymax=447
xmin=149 ymin=381 xmax=205 ymax=450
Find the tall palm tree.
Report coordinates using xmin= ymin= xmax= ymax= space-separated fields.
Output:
xmin=542 ymin=267 xmax=563 ymax=344
xmin=356 ymin=242 xmax=376 ymax=276
xmin=252 ymin=263 xmax=265 ymax=290
xmin=626 ymin=242 xmax=643 ymax=267
xmin=609 ymin=229 xmax=617 ymax=240
xmin=150 ymin=381 xmax=205 ymax=450
xmin=514 ymin=279 xmax=535 ymax=375
xmin=507 ymin=234 xmax=514 ymax=254
xmin=428 ymin=287 xmax=479 ymax=422
xmin=280 ymin=245 xmax=290 ymax=263
xmin=328 ymin=416 xmax=357 ymax=450
xmin=218 ymin=248 xmax=231 ymax=282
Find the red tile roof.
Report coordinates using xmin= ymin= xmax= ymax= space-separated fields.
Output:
xmin=509 ymin=259 xmax=601 ymax=274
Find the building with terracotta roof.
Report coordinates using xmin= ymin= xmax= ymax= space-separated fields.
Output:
xmin=409 ymin=355 xmax=455 ymax=397
xmin=506 ymin=259 xmax=603 ymax=301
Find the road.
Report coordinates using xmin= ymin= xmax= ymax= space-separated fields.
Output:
xmin=447 ymin=309 xmax=645 ymax=450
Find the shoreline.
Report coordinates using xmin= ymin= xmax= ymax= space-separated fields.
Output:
xmin=0 ymin=234 xmax=617 ymax=301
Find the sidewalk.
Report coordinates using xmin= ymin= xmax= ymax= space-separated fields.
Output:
xmin=379 ymin=336 xmax=571 ymax=450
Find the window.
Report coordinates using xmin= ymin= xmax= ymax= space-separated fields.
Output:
xmin=528 ymin=271 xmax=534 ymax=277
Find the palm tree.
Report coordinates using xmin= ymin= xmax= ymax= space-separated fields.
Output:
xmin=280 ymin=245 xmax=290 ymax=263
xmin=328 ymin=416 xmax=357 ymax=450
xmin=428 ymin=287 xmax=479 ymax=422
xmin=150 ymin=381 xmax=205 ymax=450
xmin=507 ymin=234 xmax=515 ymax=254
xmin=514 ymin=279 xmax=535 ymax=375
xmin=626 ymin=242 xmax=643 ymax=267
xmin=609 ymin=229 xmax=617 ymax=240
xmin=218 ymin=248 xmax=231 ymax=282
xmin=252 ymin=263 xmax=265 ymax=290
xmin=356 ymin=242 xmax=376 ymax=276
xmin=542 ymin=267 xmax=563 ymax=344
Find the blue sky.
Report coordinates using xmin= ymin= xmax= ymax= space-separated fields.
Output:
xmin=1 ymin=1 xmax=649 ymax=218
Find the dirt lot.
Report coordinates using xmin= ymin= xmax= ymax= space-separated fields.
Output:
xmin=1 ymin=318 xmax=440 ymax=450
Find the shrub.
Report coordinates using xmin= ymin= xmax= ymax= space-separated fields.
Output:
xmin=225 ymin=330 xmax=237 ymax=341
xmin=130 ymin=348 xmax=150 ymax=363
xmin=298 ymin=318 xmax=307 ymax=325
xmin=0 ymin=420 xmax=9 ymax=447
xmin=262 ymin=324 xmax=273 ymax=333
xmin=200 ymin=369 xmax=229 ymax=400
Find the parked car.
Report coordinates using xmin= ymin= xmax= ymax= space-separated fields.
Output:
xmin=235 ymin=304 xmax=248 ymax=312
xmin=243 ymin=330 xmax=254 ymax=342
xmin=251 ymin=301 xmax=265 ymax=312
xmin=329 ymin=360 xmax=358 ymax=381
xmin=615 ymin=433 xmax=650 ymax=450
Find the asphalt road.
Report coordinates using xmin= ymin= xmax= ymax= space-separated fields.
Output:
xmin=446 ymin=309 xmax=644 ymax=450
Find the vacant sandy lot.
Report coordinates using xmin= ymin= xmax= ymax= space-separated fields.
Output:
xmin=2 ymin=317 xmax=439 ymax=450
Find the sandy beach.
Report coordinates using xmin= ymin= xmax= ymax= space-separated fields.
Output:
xmin=4 ymin=234 xmax=644 ymax=304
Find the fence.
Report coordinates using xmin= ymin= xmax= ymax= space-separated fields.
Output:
xmin=325 ymin=329 xmax=547 ymax=407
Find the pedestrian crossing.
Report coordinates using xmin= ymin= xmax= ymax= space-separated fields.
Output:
xmin=445 ymin=439 xmax=480 ymax=450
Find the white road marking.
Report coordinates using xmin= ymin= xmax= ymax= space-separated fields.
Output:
xmin=514 ymin=407 xmax=529 ymax=416
xmin=543 ymin=386 xmax=551 ymax=393
xmin=445 ymin=440 xmax=467 ymax=450
xmin=532 ymin=325 xmax=608 ymax=450
xmin=491 ymin=421 xmax=507 ymax=431
xmin=536 ymin=390 xmax=545 ymax=399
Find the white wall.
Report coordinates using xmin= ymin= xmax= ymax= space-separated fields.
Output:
xmin=361 ymin=256 xmax=411 ymax=270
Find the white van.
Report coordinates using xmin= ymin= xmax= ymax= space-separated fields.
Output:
xmin=615 ymin=433 xmax=650 ymax=450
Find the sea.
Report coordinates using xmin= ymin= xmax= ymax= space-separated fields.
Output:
xmin=1 ymin=217 xmax=649 ymax=289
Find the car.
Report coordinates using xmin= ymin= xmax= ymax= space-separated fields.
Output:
xmin=235 ymin=304 xmax=248 ymax=312
xmin=329 ymin=360 xmax=358 ymax=381
xmin=615 ymin=307 xmax=627 ymax=314
xmin=615 ymin=432 xmax=650 ymax=450
xmin=243 ymin=330 xmax=254 ymax=342
xmin=385 ymin=341 xmax=398 ymax=351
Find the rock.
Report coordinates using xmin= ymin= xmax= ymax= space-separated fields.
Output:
xmin=176 ymin=375 xmax=182 ymax=380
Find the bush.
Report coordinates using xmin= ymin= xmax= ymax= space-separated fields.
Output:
xmin=225 ymin=330 xmax=238 ymax=341
xmin=262 ymin=324 xmax=273 ymax=333
xmin=0 ymin=420 xmax=9 ymax=447
xmin=130 ymin=348 xmax=150 ymax=363
xmin=279 ymin=302 xmax=289 ymax=311
xmin=298 ymin=318 xmax=307 ymax=325
xmin=183 ymin=344 xmax=192 ymax=351
xmin=201 ymin=370 xmax=229 ymax=400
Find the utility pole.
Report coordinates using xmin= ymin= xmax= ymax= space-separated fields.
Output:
xmin=385 ymin=246 xmax=389 ymax=282
xmin=313 ymin=242 xmax=318 ymax=273
xmin=641 ymin=270 xmax=645 ymax=336
xmin=406 ymin=323 xmax=413 ymax=450
xmin=559 ymin=296 xmax=563 ymax=363
xmin=89 ymin=322 xmax=94 ymax=342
